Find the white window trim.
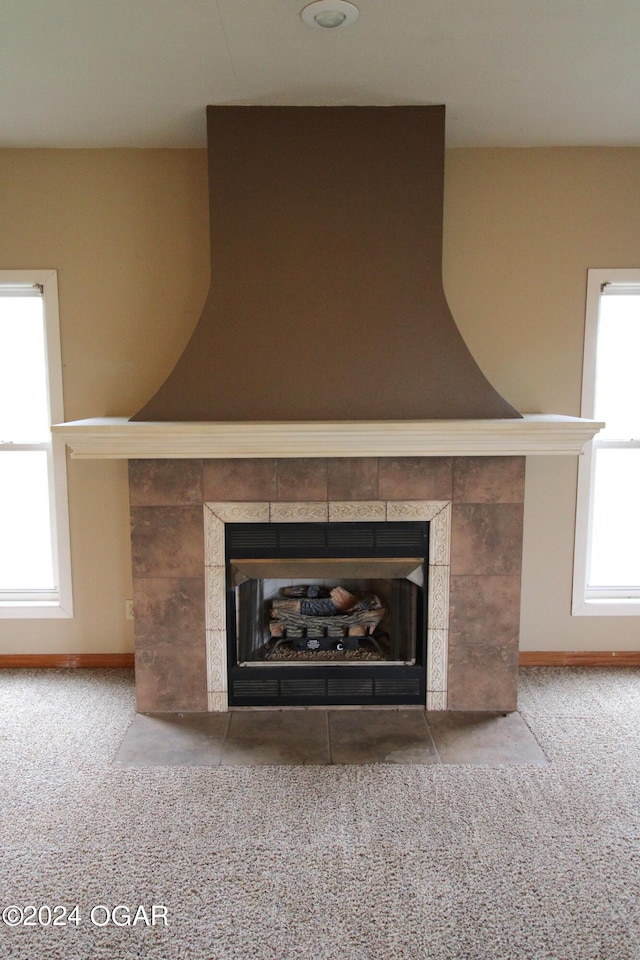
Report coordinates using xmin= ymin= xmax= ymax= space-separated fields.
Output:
xmin=0 ymin=270 xmax=73 ymax=618
xmin=573 ymin=268 xmax=640 ymax=616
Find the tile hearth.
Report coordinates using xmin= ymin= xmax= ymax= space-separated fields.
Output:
xmin=113 ymin=709 xmax=548 ymax=767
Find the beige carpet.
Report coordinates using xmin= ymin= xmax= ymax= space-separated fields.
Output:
xmin=1 ymin=667 xmax=639 ymax=959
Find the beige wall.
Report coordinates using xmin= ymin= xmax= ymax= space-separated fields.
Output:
xmin=0 ymin=146 xmax=638 ymax=653
xmin=0 ymin=149 xmax=209 ymax=654
xmin=443 ymin=148 xmax=640 ymax=651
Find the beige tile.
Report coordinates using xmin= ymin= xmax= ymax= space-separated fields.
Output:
xmin=453 ymin=456 xmax=525 ymax=504
xmin=329 ymin=710 xmax=438 ymax=764
xmin=222 ymin=711 xmax=330 ymax=765
xmin=327 ymin=458 xmax=379 ymax=500
xmin=276 ymin=459 xmax=328 ymax=501
xmin=112 ymin=709 xmax=548 ymax=767
xmin=270 ymin=501 xmax=328 ymax=522
xmin=128 ymin=459 xmax=203 ymax=506
xmin=113 ymin=713 xmax=230 ymax=767
xmin=328 ymin=501 xmax=385 ymax=521
xmin=426 ymin=711 xmax=547 ymax=765
xmin=207 ymin=502 xmax=270 ymax=524
xmin=130 ymin=506 xmax=204 ymax=578
xmin=203 ymin=459 xmax=277 ymax=501
xmin=379 ymin=457 xmax=453 ymax=500
xmin=450 ymin=503 xmax=524 ymax=576
xmin=386 ymin=500 xmax=446 ymax=522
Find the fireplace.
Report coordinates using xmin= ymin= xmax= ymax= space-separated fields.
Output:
xmin=203 ymin=495 xmax=453 ymax=711
xmin=225 ymin=519 xmax=429 ymax=706
xmin=127 ymin=455 xmax=529 ymax=714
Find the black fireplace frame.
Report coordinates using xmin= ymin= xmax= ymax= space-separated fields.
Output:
xmin=225 ymin=520 xmax=429 ymax=706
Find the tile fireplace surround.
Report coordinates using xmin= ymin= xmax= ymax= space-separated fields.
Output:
xmin=128 ymin=456 xmax=526 ymax=714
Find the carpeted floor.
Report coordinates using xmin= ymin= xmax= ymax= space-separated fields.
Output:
xmin=1 ymin=666 xmax=639 ymax=960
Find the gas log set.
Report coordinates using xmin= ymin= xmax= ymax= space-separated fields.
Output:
xmin=267 ymin=584 xmax=386 ymax=657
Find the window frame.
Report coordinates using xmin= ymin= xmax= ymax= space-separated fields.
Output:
xmin=573 ymin=268 xmax=640 ymax=616
xmin=0 ymin=269 xmax=73 ymax=618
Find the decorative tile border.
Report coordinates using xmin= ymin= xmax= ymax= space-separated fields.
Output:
xmin=329 ymin=501 xmax=387 ymax=522
xmin=426 ymin=690 xmax=446 ymax=711
xmin=203 ymin=500 xmax=451 ymax=711
xmin=427 ymin=565 xmax=450 ymax=630
xmin=270 ymin=502 xmax=328 ymax=523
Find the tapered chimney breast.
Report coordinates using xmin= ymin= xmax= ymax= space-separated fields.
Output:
xmin=132 ymin=105 xmax=520 ymax=421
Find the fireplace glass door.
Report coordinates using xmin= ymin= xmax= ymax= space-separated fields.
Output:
xmin=225 ymin=521 xmax=428 ymax=706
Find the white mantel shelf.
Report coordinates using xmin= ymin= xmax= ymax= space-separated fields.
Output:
xmin=52 ymin=415 xmax=603 ymax=459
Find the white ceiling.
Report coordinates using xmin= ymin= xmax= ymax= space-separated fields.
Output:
xmin=2 ymin=0 xmax=639 ymax=148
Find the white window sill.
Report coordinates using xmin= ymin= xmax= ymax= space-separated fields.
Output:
xmin=0 ymin=601 xmax=73 ymax=619
xmin=572 ymin=598 xmax=640 ymax=617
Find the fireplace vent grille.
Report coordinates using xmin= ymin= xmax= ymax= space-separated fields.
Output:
xmin=277 ymin=527 xmax=329 ymax=552
xmin=232 ymin=679 xmax=279 ymax=699
xmin=230 ymin=674 xmax=424 ymax=705
xmin=226 ymin=527 xmax=279 ymax=552
xmin=375 ymin=678 xmax=422 ymax=697
xmin=327 ymin=678 xmax=374 ymax=697
xmin=280 ymin=679 xmax=326 ymax=698
xmin=227 ymin=522 xmax=429 ymax=559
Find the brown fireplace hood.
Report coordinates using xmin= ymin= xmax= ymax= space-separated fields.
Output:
xmin=132 ymin=105 xmax=520 ymax=423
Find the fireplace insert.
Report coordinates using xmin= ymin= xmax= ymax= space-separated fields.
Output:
xmin=225 ymin=521 xmax=429 ymax=706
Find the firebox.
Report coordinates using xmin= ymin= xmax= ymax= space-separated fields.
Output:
xmin=225 ymin=521 xmax=429 ymax=706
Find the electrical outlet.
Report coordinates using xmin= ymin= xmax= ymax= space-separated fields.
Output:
xmin=125 ymin=599 xmax=134 ymax=620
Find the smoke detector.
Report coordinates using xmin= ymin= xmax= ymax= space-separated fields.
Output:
xmin=301 ymin=1 xmax=359 ymax=28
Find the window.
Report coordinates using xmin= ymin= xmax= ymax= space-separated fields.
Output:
xmin=0 ymin=270 xmax=73 ymax=617
xmin=573 ymin=269 xmax=640 ymax=615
